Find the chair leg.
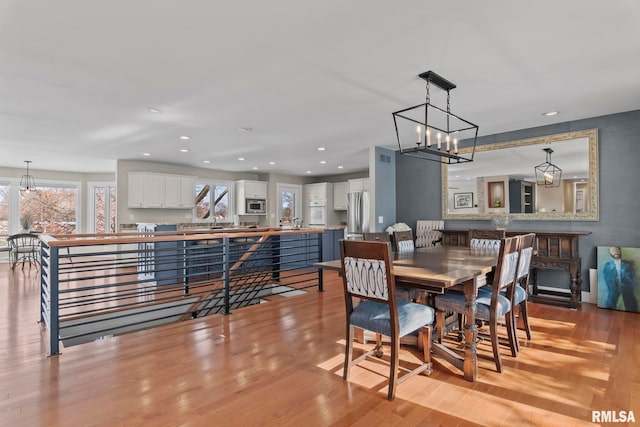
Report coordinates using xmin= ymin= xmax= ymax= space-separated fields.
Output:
xmin=436 ymin=310 xmax=445 ymax=343
xmin=420 ymin=326 xmax=432 ymax=365
xmin=374 ymin=333 xmax=383 ymax=358
xmin=520 ymin=301 xmax=532 ymax=340
xmin=343 ymin=324 xmax=355 ymax=380
xmin=387 ymin=332 xmax=400 ymax=401
xmin=489 ymin=314 xmax=503 ymax=373
xmin=505 ymin=309 xmax=518 ymax=357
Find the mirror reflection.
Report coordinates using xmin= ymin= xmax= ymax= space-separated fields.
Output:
xmin=442 ymin=129 xmax=598 ymax=220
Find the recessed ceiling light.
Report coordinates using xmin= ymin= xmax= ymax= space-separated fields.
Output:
xmin=269 ymin=161 xmax=276 ymax=165
xmin=542 ymin=111 xmax=559 ymax=116
xmin=179 ymin=135 xmax=190 ymax=140
xmin=238 ymin=157 xmax=245 ymax=161
xmin=143 ymin=153 xmax=151 ymax=156
xmin=320 ymin=160 xmax=327 ymax=164
xmin=317 ymin=147 xmax=326 ymax=151
xmin=337 ymin=165 xmax=344 ymax=169
xmin=180 ymin=149 xmax=188 ymax=153
xmin=203 ymin=160 xmax=211 ymax=164
xmin=306 ymin=170 xmax=312 ymax=174
xmin=238 ymin=127 xmax=253 ymax=132
xmin=252 ymin=166 xmax=259 ymax=170
xmin=148 ymin=108 xmax=161 ymax=113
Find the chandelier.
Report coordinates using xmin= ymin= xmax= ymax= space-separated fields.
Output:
xmin=534 ymin=148 xmax=562 ymax=187
xmin=393 ymin=70 xmax=478 ymax=164
xmin=19 ymin=160 xmax=37 ymax=199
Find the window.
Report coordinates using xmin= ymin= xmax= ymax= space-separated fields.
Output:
xmin=195 ymin=180 xmax=233 ymax=223
xmin=20 ymin=184 xmax=78 ymax=234
xmin=0 ymin=184 xmax=8 ymax=243
xmin=276 ymin=184 xmax=302 ymax=226
xmin=89 ymin=183 xmax=117 ymax=233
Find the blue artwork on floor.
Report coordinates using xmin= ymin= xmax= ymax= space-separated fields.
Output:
xmin=597 ymin=246 xmax=639 ymax=312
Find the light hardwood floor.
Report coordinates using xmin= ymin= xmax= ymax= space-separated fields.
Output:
xmin=1 ymin=263 xmax=638 ymax=426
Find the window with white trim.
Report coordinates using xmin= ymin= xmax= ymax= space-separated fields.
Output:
xmin=20 ymin=183 xmax=79 ymax=234
xmin=195 ymin=180 xmax=234 ymax=224
xmin=88 ymin=183 xmax=117 ymax=233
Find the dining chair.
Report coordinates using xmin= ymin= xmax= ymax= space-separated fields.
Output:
xmin=512 ymin=233 xmax=535 ymax=349
xmin=7 ymin=233 xmax=40 ymax=271
xmin=435 ymin=235 xmax=519 ymax=373
xmin=363 ymin=232 xmax=390 ymax=242
xmin=468 ymin=229 xmax=505 ymax=250
xmin=415 ymin=220 xmax=444 ymax=248
xmin=340 ymin=239 xmax=434 ymax=400
xmin=393 ymin=230 xmax=414 ymax=252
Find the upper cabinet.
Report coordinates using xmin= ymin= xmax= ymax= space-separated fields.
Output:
xmin=333 ymin=182 xmax=348 ymax=210
xmin=128 ymin=172 xmax=196 ymax=209
xmin=236 ymin=180 xmax=268 ymax=215
xmin=237 ymin=180 xmax=268 ymax=200
xmin=348 ymin=178 xmax=370 ymax=192
xmin=304 ymin=182 xmax=328 ymax=201
xmin=165 ymin=175 xmax=197 ymax=208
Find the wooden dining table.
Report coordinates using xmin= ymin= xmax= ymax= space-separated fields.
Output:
xmin=315 ymin=245 xmax=500 ymax=382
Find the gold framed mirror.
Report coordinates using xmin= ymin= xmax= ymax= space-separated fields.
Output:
xmin=442 ymin=128 xmax=598 ymax=220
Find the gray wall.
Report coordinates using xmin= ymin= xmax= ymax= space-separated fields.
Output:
xmin=373 ymin=146 xmax=396 ymax=232
xmin=396 ymin=109 xmax=640 ymax=291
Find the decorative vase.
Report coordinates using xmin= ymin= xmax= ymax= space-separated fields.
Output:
xmin=491 ymin=215 xmax=512 ymax=230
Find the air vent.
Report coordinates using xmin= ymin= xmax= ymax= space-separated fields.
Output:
xmin=379 ymin=154 xmax=391 ymax=164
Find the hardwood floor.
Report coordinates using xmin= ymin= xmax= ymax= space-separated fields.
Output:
xmin=1 ymin=262 xmax=638 ymax=426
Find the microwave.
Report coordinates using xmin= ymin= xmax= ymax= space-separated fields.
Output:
xmin=246 ymin=198 xmax=266 ymax=214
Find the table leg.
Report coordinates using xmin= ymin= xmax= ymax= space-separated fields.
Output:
xmin=462 ymin=277 xmax=480 ymax=382
xmin=569 ymin=260 xmax=581 ymax=309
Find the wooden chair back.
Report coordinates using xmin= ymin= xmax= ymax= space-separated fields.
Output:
xmin=516 ymin=233 xmax=536 ymax=283
xmin=392 ymin=230 xmax=414 ymax=252
xmin=339 ymin=239 xmax=397 ymax=320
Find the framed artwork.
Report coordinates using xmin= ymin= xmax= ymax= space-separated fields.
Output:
xmin=597 ymin=246 xmax=640 ymax=313
xmin=453 ymin=192 xmax=474 ymax=209
xmin=575 ymin=189 xmax=584 ymax=212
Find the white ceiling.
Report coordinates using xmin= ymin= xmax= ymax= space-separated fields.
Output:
xmin=1 ymin=1 xmax=639 ymax=176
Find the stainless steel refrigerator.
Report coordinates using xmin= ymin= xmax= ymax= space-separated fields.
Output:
xmin=346 ymin=191 xmax=370 ymax=240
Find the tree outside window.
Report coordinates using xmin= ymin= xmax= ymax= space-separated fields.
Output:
xmin=20 ymin=186 xmax=78 ymax=234
xmin=0 ymin=185 xmax=8 ymax=242
xmin=195 ymin=182 xmax=231 ymax=222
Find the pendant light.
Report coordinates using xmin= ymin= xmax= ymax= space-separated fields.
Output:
xmin=393 ymin=70 xmax=479 ymax=164
xmin=20 ymin=160 xmax=37 ymax=199
xmin=534 ymin=148 xmax=562 ymax=187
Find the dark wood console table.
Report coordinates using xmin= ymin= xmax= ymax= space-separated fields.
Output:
xmin=441 ymin=230 xmax=591 ymax=309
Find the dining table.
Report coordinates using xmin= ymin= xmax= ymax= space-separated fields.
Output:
xmin=315 ymin=245 xmax=500 ymax=382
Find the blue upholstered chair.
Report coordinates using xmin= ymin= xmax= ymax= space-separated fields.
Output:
xmin=435 ymin=235 xmax=519 ymax=373
xmin=340 ymin=239 xmax=434 ymax=400
xmin=478 ymin=233 xmax=535 ymax=355
xmin=510 ymin=233 xmax=535 ymax=351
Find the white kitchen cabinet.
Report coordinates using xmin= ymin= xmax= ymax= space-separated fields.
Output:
xmin=127 ymin=173 xmax=146 ymax=207
xmin=236 ymin=180 xmax=268 ymax=215
xmin=237 ymin=180 xmax=267 ymax=199
xmin=128 ymin=172 xmax=195 ymax=209
xmin=333 ymin=182 xmax=348 ymax=210
xmin=165 ymin=175 xmax=196 ymax=208
xmin=144 ymin=174 xmax=166 ymax=208
xmin=304 ymin=182 xmax=328 ymax=201
xmin=348 ymin=178 xmax=370 ymax=192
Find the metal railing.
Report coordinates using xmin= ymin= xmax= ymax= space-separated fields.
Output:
xmin=39 ymin=229 xmax=323 ymax=355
